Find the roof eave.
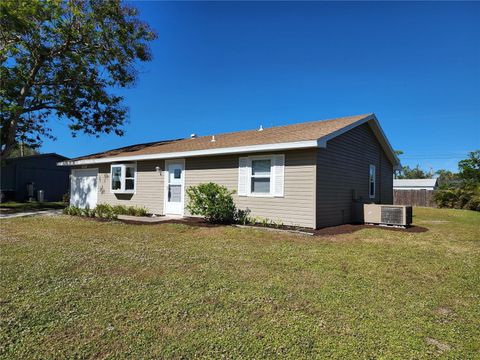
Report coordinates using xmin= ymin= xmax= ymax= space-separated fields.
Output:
xmin=57 ymin=139 xmax=321 ymax=166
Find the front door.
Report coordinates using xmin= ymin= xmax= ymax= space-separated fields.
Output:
xmin=165 ymin=161 xmax=184 ymax=215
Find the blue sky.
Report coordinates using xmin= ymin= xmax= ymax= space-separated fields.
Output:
xmin=42 ymin=1 xmax=479 ymax=172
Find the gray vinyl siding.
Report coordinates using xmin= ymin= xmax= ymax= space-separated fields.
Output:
xmin=185 ymin=150 xmax=317 ymax=228
xmin=1 ymin=154 xmax=70 ymax=201
xmin=72 ymin=123 xmax=393 ymax=229
xmin=95 ymin=160 xmax=165 ymax=214
xmin=380 ymin=150 xmax=394 ymax=204
xmin=316 ymin=123 xmax=394 ymax=228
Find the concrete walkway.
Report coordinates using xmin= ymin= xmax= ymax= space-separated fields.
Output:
xmin=0 ymin=209 xmax=63 ymax=219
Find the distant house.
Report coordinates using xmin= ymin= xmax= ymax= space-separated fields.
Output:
xmin=59 ymin=113 xmax=400 ymax=229
xmin=393 ymin=179 xmax=438 ymax=191
xmin=1 ymin=153 xmax=70 ymax=202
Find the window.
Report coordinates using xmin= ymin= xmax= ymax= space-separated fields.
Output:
xmin=369 ymin=164 xmax=376 ymax=198
xmin=125 ymin=165 xmax=135 ymax=190
xmin=238 ymin=155 xmax=284 ymax=197
xmin=111 ymin=165 xmax=122 ymax=191
xmin=251 ymin=159 xmax=271 ymax=194
xmin=110 ymin=163 xmax=136 ymax=193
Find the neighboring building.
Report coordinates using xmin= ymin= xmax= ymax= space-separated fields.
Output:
xmin=60 ymin=114 xmax=400 ymax=229
xmin=393 ymin=179 xmax=438 ymax=191
xmin=1 ymin=153 xmax=70 ymax=202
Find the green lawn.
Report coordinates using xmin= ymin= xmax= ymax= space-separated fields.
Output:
xmin=1 ymin=208 xmax=479 ymax=358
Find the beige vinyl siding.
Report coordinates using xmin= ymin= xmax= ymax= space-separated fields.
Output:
xmin=316 ymin=123 xmax=394 ymax=228
xmin=185 ymin=149 xmax=317 ymax=228
xmin=94 ymin=160 xmax=165 ymax=214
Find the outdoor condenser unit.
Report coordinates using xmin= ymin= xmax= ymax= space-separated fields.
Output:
xmin=364 ymin=204 xmax=412 ymax=227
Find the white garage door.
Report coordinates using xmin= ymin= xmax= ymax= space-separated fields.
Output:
xmin=70 ymin=168 xmax=98 ymax=209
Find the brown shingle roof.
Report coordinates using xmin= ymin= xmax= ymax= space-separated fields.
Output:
xmin=73 ymin=113 xmax=372 ymax=161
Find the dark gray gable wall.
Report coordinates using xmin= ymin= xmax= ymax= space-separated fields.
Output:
xmin=1 ymin=154 xmax=70 ymax=201
xmin=315 ymin=123 xmax=394 ymax=228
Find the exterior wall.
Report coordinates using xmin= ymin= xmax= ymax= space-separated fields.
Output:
xmin=85 ymin=150 xmax=316 ymax=227
xmin=316 ymin=123 xmax=394 ymax=228
xmin=95 ymin=160 xmax=165 ymax=214
xmin=185 ymin=150 xmax=317 ymax=228
xmin=75 ymin=124 xmax=394 ymax=229
xmin=1 ymin=155 xmax=70 ymax=201
xmin=380 ymin=147 xmax=394 ymax=204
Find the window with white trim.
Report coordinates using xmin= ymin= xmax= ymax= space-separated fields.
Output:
xmin=251 ymin=158 xmax=272 ymax=194
xmin=238 ymin=155 xmax=284 ymax=197
xmin=111 ymin=163 xmax=136 ymax=193
xmin=369 ymin=164 xmax=376 ymax=198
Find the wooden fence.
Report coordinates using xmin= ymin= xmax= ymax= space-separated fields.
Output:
xmin=393 ymin=189 xmax=437 ymax=207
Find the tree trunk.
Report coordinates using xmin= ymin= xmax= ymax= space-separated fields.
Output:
xmin=1 ymin=57 xmax=44 ymax=159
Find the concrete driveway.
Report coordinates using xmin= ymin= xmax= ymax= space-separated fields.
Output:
xmin=0 ymin=209 xmax=63 ymax=219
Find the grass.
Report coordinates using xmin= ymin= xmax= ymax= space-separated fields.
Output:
xmin=0 ymin=201 xmax=65 ymax=213
xmin=0 ymin=207 xmax=479 ymax=358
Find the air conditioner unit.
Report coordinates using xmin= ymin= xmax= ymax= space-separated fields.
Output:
xmin=364 ymin=204 xmax=412 ymax=227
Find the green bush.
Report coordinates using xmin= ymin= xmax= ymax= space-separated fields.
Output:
xmin=64 ymin=204 xmax=148 ymax=219
xmin=234 ymin=208 xmax=252 ymax=225
xmin=186 ymin=183 xmax=238 ymax=224
xmin=64 ymin=205 xmax=95 ymax=217
xmin=433 ymin=187 xmax=480 ymax=211
xmin=95 ymin=204 xmax=116 ymax=219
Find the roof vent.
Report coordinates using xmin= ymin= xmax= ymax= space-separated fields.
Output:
xmin=211 ymin=135 xmax=216 ymax=142
xmin=190 ymin=133 xmax=197 ymax=139
xmin=258 ymin=125 xmax=264 ymax=131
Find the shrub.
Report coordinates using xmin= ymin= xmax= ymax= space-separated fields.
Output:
xmin=108 ymin=204 xmax=148 ymax=217
xmin=464 ymin=193 xmax=480 ymax=211
xmin=433 ymin=189 xmax=458 ymax=209
xmin=95 ymin=204 xmax=116 ymax=219
xmin=186 ymin=183 xmax=237 ymax=224
xmin=433 ymin=187 xmax=480 ymax=211
xmin=64 ymin=203 xmax=148 ymax=219
xmin=63 ymin=205 xmax=82 ymax=216
xmin=234 ymin=208 xmax=252 ymax=225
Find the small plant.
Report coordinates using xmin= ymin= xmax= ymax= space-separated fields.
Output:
xmin=186 ymin=183 xmax=237 ymax=224
xmin=259 ymin=217 xmax=270 ymax=227
xmin=84 ymin=207 xmax=96 ymax=217
xmin=95 ymin=204 xmax=115 ymax=219
xmin=63 ymin=205 xmax=82 ymax=216
xmin=234 ymin=208 xmax=252 ymax=225
xmin=64 ymin=203 xmax=148 ymax=219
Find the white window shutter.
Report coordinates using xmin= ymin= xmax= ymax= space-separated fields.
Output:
xmin=273 ymin=154 xmax=285 ymax=197
xmin=238 ymin=157 xmax=248 ymax=196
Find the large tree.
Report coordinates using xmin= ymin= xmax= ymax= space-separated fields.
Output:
xmin=458 ymin=150 xmax=480 ymax=188
xmin=397 ymin=165 xmax=433 ymax=179
xmin=0 ymin=0 xmax=156 ymax=158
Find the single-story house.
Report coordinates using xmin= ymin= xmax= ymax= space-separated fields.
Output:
xmin=1 ymin=153 xmax=70 ymax=202
xmin=59 ymin=113 xmax=400 ymax=229
xmin=393 ymin=179 xmax=438 ymax=191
